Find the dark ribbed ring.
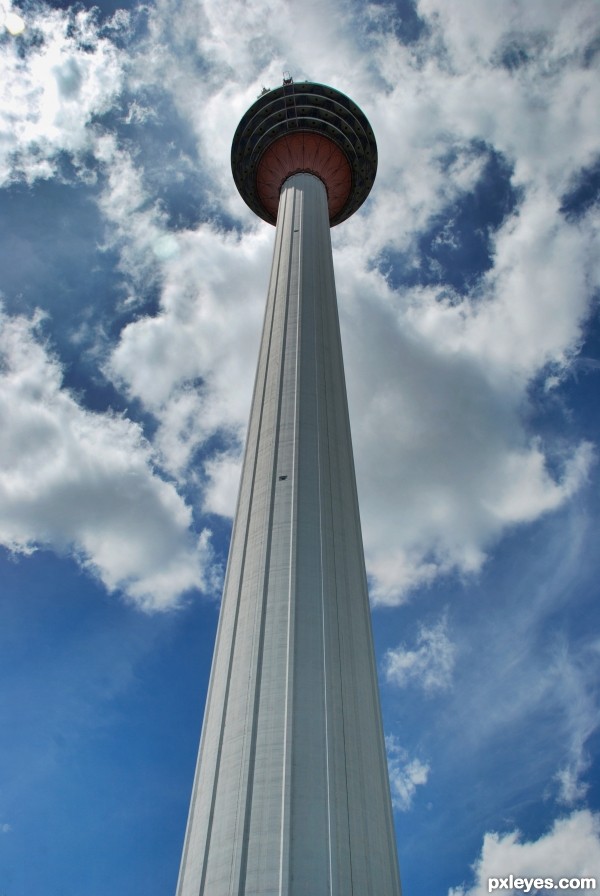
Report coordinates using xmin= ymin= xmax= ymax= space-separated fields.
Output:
xmin=231 ymin=81 xmax=377 ymax=226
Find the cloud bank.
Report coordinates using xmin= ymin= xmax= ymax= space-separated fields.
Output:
xmin=0 ymin=0 xmax=597 ymax=611
xmin=0 ymin=309 xmax=215 ymax=610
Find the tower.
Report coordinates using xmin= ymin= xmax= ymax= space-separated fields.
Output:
xmin=176 ymin=79 xmax=401 ymax=896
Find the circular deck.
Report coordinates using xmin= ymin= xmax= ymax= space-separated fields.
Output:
xmin=231 ymin=81 xmax=377 ymax=227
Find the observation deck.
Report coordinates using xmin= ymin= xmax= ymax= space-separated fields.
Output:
xmin=231 ymin=79 xmax=377 ymax=226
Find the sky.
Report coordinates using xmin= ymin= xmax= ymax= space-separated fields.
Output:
xmin=0 ymin=0 xmax=599 ymax=893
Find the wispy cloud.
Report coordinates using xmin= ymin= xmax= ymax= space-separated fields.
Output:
xmin=386 ymin=735 xmax=430 ymax=811
xmin=384 ymin=614 xmax=456 ymax=693
xmin=550 ymin=641 xmax=600 ymax=807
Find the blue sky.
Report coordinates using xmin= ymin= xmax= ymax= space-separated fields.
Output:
xmin=1 ymin=0 xmax=599 ymax=893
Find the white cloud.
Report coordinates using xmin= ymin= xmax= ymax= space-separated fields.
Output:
xmin=0 ymin=308 xmax=216 ymax=610
xmin=341 ymin=261 xmax=595 ymax=604
xmin=384 ymin=615 xmax=456 ymax=692
xmin=80 ymin=132 xmax=263 ymax=484
xmin=386 ymin=735 xmax=430 ymax=811
xmin=202 ymin=449 xmax=243 ymax=517
xmin=418 ymin=0 xmax=599 ymax=76
xmin=94 ymin=134 xmax=169 ymax=291
xmin=0 ymin=4 xmax=125 ymax=185
xmin=106 ymin=216 xmax=268 ymax=478
xmin=449 ymin=809 xmax=600 ymax=895
xmin=404 ymin=191 xmax=598 ymax=382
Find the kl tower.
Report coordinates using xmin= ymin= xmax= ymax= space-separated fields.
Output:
xmin=176 ymin=77 xmax=402 ymax=896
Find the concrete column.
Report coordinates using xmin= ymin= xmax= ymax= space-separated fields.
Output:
xmin=176 ymin=173 xmax=401 ymax=896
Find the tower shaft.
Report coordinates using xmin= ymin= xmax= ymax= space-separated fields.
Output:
xmin=177 ymin=173 xmax=401 ymax=896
